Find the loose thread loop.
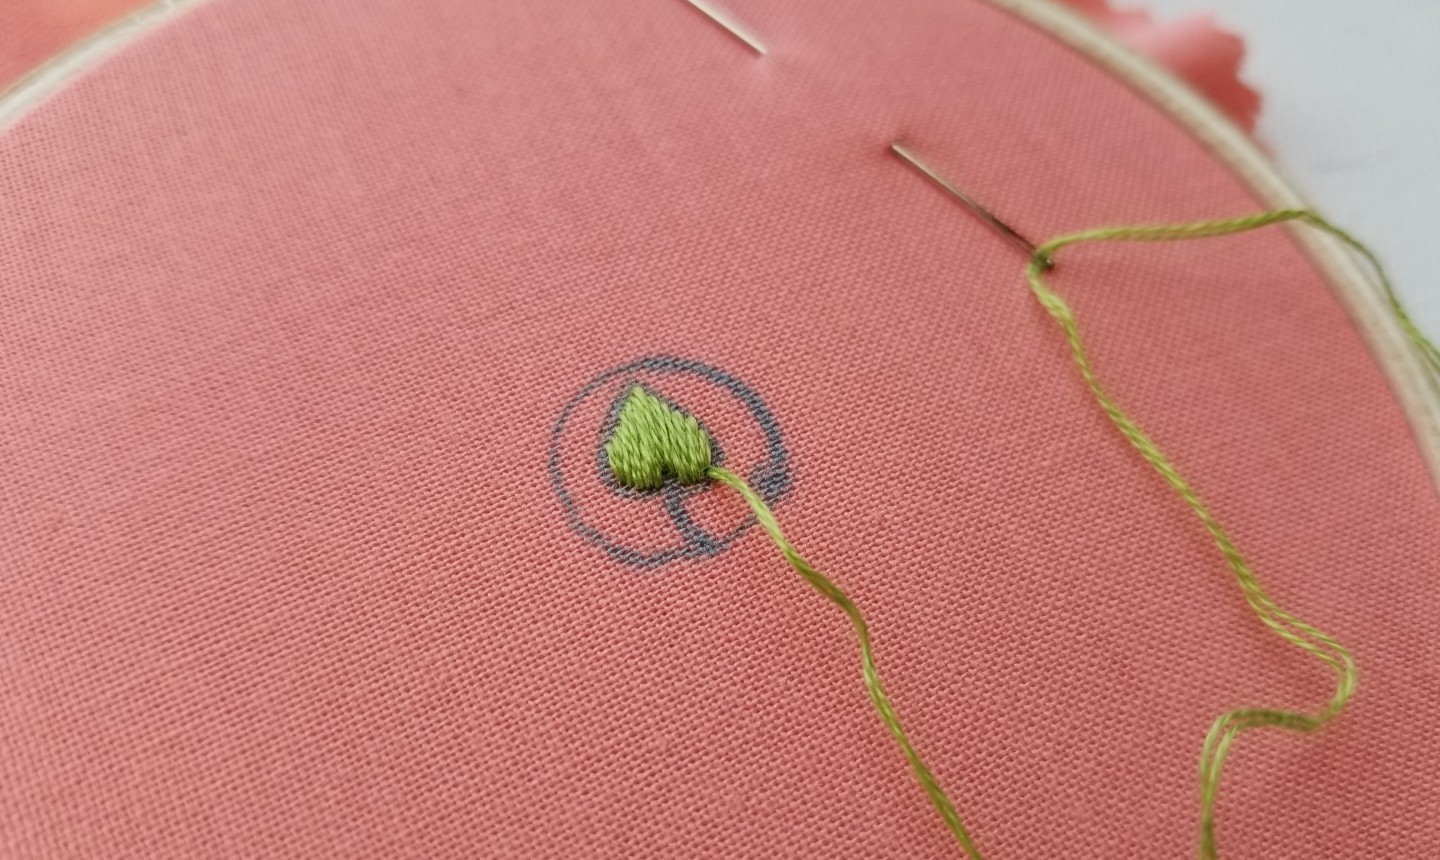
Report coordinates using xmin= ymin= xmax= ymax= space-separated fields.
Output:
xmin=707 ymin=465 xmax=987 ymax=860
xmin=1023 ymin=209 xmax=1408 ymax=860
xmin=1032 ymin=209 xmax=1440 ymax=394
xmin=602 ymin=215 xmax=1440 ymax=859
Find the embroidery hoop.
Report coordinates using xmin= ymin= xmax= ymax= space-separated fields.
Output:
xmin=5 ymin=0 xmax=1437 ymax=489
xmin=4 ymin=3 xmax=1437 ymax=857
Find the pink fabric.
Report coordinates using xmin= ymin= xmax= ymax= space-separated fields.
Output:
xmin=0 ymin=0 xmax=1261 ymax=134
xmin=0 ymin=0 xmax=147 ymax=89
xmin=1 ymin=0 xmax=1436 ymax=858
xmin=1060 ymin=0 xmax=1261 ymax=131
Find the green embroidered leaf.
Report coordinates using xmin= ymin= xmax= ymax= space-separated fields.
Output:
xmin=604 ymin=386 xmax=712 ymax=491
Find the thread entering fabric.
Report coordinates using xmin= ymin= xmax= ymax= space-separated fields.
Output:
xmin=605 ymin=384 xmax=985 ymax=859
xmin=605 ymin=214 xmax=1434 ymax=860
xmin=1025 ymin=209 xmax=1402 ymax=860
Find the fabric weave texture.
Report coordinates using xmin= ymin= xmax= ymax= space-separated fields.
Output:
xmin=2 ymin=0 xmax=1438 ymax=857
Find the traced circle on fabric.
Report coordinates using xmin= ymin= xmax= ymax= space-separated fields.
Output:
xmin=548 ymin=356 xmax=790 ymax=568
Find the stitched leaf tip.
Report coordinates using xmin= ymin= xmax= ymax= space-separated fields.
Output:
xmin=605 ymin=386 xmax=712 ymax=491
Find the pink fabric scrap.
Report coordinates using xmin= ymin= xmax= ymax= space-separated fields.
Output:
xmin=1057 ymin=0 xmax=1261 ymax=131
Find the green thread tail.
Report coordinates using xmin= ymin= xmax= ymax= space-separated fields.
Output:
xmin=1026 ymin=209 xmax=1377 ymax=860
xmin=708 ymin=465 xmax=985 ymax=860
xmin=600 ymin=388 xmax=984 ymax=858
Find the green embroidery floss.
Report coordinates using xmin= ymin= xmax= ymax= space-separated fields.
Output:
xmin=605 ymin=385 xmax=986 ymax=860
xmin=605 ymin=214 xmax=1434 ymax=859
xmin=605 ymin=386 xmax=713 ymax=490
xmin=1023 ymin=209 xmax=1433 ymax=860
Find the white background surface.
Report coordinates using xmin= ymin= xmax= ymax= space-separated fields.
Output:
xmin=1139 ymin=0 xmax=1440 ymax=338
